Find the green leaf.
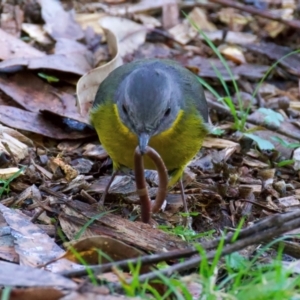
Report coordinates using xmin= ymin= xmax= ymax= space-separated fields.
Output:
xmin=258 ymin=108 xmax=284 ymax=127
xmin=210 ymin=128 xmax=225 ymax=136
xmin=277 ymin=159 xmax=295 ymax=167
xmin=244 ymin=133 xmax=275 ymax=150
xmin=271 ymin=136 xmax=300 ymax=149
xmin=226 ymin=252 xmax=248 ymax=271
xmin=38 ymin=73 xmax=59 ymax=83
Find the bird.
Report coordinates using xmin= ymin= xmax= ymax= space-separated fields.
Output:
xmin=90 ymin=58 xmax=209 ymax=214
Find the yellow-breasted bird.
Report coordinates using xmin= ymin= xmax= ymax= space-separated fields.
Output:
xmin=90 ymin=59 xmax=209 ymax=211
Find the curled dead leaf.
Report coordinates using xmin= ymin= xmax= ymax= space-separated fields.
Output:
xmin=76 ymin=27 xmax=122 ymax=120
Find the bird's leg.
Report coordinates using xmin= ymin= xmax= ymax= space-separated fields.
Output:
xmin=99 ymin=171 xmax=118 ymax=205
xmin=179 ymin=179 xmax=188 ymax=213
xmin=180 ymin=179 xmax=192 ymax=229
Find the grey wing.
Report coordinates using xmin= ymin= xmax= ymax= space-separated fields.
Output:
xmin=171 ymin=64 xmax=209 ymax=122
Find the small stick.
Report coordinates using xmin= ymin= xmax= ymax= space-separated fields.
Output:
xmin=210 ymin=0 xmax=300 ymax=30
xmin=60 ymin=209 xmax=300 ymax=279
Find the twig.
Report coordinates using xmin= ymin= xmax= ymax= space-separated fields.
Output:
xmin=2 ymin=141 xmax=17 ymax=166
xmin=61 ymin=210 xmax=300 ymax=279
xmin=115 ymin=215 xmax=300 ymax=287
xmin=207 ymin=98 xmax=300 ymax=141
xmin=209 ymin=0 xmax=300 ymax=30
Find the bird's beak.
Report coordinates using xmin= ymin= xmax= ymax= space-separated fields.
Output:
xmin=138 ymin=133 xmax=150 ymax=154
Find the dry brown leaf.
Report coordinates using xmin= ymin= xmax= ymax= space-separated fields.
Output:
xmin=64 ymin=236 xmax=149 ymax=272
xmin=0 ymin=168 xmax=24 ymax=180
xmin=162 ymin=0 xmax=179 ymax=29
xmin=0 ymin=203 xmax=81 ymax=273
xmin=82 ymin=144 xmax=108 ymax=160
xmin=218 ymin=44 xmax=246 ymax=64
xmin=245 ymin=42 xmax=300 ymax=77
xmin=51 ymin=157 xmax=79 ymax=181
xmin=75 ymin=13 xmax=106 ymax=35
xmin=1 ymin=287 xmax=65 ymax=300
xmin=0 ymin=28 xmax=44 ymax=60
xmin=0 ymin=128 xmax=29 ymax=162
xmin=0 ymin=213 xmax=18 ymax=262
xmin=243 ymin=157 xmax=269 ymax=168
xmin=37 ymin=0 xmax=84 ymax=41
xmin=0 ymin=53 xmax=91 ymax=76
xmin=76 ymin=27 xmax=122 ymax=118
xmin=278 ymin=196 xmax=299 ymax=208
xmin=203 ymin=137 xmax=240 ymax=149
xmin=264 ymin=21 xmax=286 ymax=38
xmin=54 ymin=38 xmax=94 ymax=69
xmin=203 ymin=30 xmax=257 ymax=44
xmin=189 ymin=7 xmax=217 ymax=32
xmin=0 ymin=72 xmax=88 ymax=125
xmin=218 ymin=8 xmax=252 ymax=26
xmin=0 ymin=125 xmax=33 ymax=146
xmin=0 ymin=261 xmax=76 ymax=289
xmin=99 ymin=16 xmax=147 ymax=57
xmin=96 ymin=0 xmax=165 ymax=15
xmin=0 ymin=3 xmax=24 ymax=37
xmin=21 ymin=23 xmax=52 ymax=45
xmin=133 ymin=13 xmax=162 ymax=28
xmin=0 ymin=106 xmax=95 ymax=140
xmin=169 ymin=7 xmax=217 ymax=45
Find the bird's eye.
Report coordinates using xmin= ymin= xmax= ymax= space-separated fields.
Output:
xmin=122 ymin=104 xmax=128 ymax=114
xmin=164 ymin=108 xmax=171 ymax=117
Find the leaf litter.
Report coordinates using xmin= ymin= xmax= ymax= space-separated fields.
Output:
xmin=1 ymin=0 xmax=300 ymax=299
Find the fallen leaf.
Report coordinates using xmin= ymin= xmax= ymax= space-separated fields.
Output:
xmin=51 ymin=157 xmax=79 ymax=181
xmin=37 ymin=0 xmax=84 ymax=41
xmin=99 ymin=16 xmax=147 ymax=57
xmin=218 ymin=44 xmax=246 ymax=64
xmin=0 ymin=168 xmax=23 ymax=180
xmin=97 ymin=0 xmax=165 ymax=15
xmin=245 ymin=42 xmax=300 ymax=76
xmin=0 ymin=28 xmax=44 ymax=60
xmin=21 ymin=23 xmax=52 ymax=45
xmin=0 ymin=131 xmax=28 ymax=163
xmin=64 ymin=236 xmax=149 ymax=273
xmin=0 ymin=213 xmax=18 ymax=262
xmin=75 ymin=13 xmax=106 ymax=35
xmin=0 ymin=106 xmax=95 ymax=140
xmin=0 ymin=3 xmax=24 ymax=37
xmin=0 ymin=261 xmax=76 ymax=289
xmin=0 ymin=72 xmax=87 ymax=124
xmin=162 ymin=0 xmax=179 ymax=29
xmin=203 ymin=30 xmax=257 ymax=44
xmin=0 ymin=203 xmax=82 ymax=273
xmin=1 ymin=287 xmax=65 ymax=300
xmin=0 ymin=54 xmax=91 ymax=76
xmin=76 ymin=27 xmax=122 ymax=118
xmin=54 ymin=38 xmax=94 ymax=71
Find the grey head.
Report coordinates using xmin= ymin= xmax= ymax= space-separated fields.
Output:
xmin=115 ymin=65 xmax=182 ymax=153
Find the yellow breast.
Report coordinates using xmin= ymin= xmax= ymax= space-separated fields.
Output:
xmin=91 ymin=102 xmax=206 ymax=182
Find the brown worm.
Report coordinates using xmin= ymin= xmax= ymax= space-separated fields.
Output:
xmin=134 ymin=146 xmax=168 ymax=223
